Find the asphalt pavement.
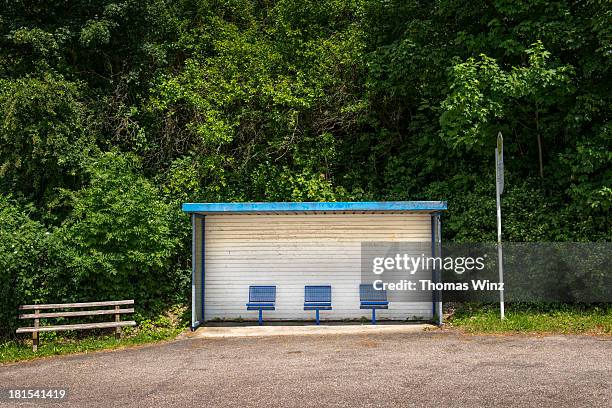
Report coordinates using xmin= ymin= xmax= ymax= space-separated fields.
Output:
xmin=0 ymin=330 xmax=610 ymax=407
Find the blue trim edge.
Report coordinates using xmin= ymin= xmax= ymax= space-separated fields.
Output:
xmin=200 ymin=215 xmax=205 ymax=324
xmin=182 ymin=201 xmax=447 ymax=214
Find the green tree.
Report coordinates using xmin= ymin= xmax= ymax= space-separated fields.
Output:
xmin=0 ymin=75 xmax=95 ymax=208
xmin=440 ymin=42 xmax=574 ymax=178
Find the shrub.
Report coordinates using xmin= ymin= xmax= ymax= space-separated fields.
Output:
xmin=53 ymin=151 xmax=181 ymax=310
xmin=0 ymin=198 xmax=51 ymax=337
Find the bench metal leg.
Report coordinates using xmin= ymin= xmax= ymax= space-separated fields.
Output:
xmin=315 ymin=309 xmax=320 ymax=325
xmin=258 ymin=309 xmax=263 ymax=326
xmin=372 ymin=309 xmax=376 ymax=325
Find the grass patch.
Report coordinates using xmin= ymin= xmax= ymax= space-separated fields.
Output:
xmin=0 ymin=326 xmax=183 ymax=364
xmin=449 ymin=303 xmax=612 ymax=335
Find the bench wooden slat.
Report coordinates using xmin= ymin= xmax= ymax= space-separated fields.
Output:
xmin=16 ymin=321 xmax=136 ymax=333
xmin=19 ymin=308 xmax=135 ymax=319
xmin=19 ymin=300 xmax=134 ymax=310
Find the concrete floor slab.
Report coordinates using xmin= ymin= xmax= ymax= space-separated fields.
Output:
xmin=186 ymin=323 xmax=435 ymax=338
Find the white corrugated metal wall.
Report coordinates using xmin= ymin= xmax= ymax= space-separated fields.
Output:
xmin=201 ymin=213 xmax=433 ymax=322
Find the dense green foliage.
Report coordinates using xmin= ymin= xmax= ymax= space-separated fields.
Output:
xmin=1 ymin=1 xmax=610 ymax=336
xmin=53 ymin=152 xmax=183 ymax=305
xmin=0 ymin=197 xmax=50 ymax=336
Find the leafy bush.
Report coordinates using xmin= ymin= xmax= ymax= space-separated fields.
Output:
xmin=0 ymin=152 xmax=186 ymax=338
xmin=53 ymin=152 xmax=182 ymax=309
xmin=0 ymin=198 xmax=51 ymax=337
xmin=0 ymin=75 xmax=95 ymax=207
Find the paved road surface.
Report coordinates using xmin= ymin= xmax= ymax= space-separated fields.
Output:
xmin=0 ymin=331 xmax=610 ymax=407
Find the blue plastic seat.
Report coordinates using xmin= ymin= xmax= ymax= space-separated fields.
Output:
xmin=246 ymin=286 xmax=276 ymax=325
xmin=359 ymin=284 xmax=389 ymax=324
xmin=304 ymin=285 xmax=332 ymax=325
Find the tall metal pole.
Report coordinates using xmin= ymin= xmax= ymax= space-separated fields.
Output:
xmin=495 ymin=132 xmax=505 ymax=319
xmin=191 ymin=213 xmax=196 ymax=329
xmin=435 ymin=213 xmax=442 ymax=326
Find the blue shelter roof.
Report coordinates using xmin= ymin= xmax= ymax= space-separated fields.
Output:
xmin=182 ymin=201 xmax=447 ymax=214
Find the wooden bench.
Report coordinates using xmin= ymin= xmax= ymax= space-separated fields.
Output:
xmin=16 ymin=300 xmax=136 ymax=351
